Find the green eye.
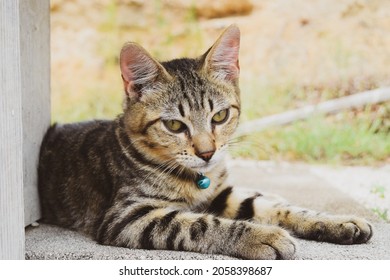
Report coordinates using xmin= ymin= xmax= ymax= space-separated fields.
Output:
xmin=212 ymin=109 xmax=229 ymax=124
xmin=163 ymin=120 xmax=186 ymax=133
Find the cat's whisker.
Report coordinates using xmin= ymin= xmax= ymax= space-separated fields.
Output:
xmin=140 ymin=159 xmax=178 ymax=189
xmin=154 ymin=161 xmax=178 ymax=183
xmin=149 ymin=159 xmax=185 ymax=191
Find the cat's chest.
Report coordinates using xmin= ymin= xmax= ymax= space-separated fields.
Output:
xmin=173 ymin=168 xmax=226 ymax=208
xmin=136 ymin=164 xmax=227 ymax=208
xmin=181 ymin=181 xmax=216 ymax=207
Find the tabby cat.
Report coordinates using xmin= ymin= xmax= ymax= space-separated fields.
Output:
xmin=38 ymin=25 xmax=373 ymax=259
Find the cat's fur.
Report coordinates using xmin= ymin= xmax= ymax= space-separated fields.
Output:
xmin=38 ymin=25 xmax=372 ymax=259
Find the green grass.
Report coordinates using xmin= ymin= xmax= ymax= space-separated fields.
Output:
xmin=370 ymin=185 xmax=389 ymax=222
xmin=371 ymin=185 xmax=387 ymax=199
xmin=51 ymin=78 xmax=122 ymax=123
xmin=371 ymin=208 xmax=389 ymax=222
xmin=239 ymin=79 xmax=302 ymax=122
xmin=231 ymin=111 xmax=390 ymax=165
xmin=52 ymin=91 xmax=122 ymax=123
xmin=234 ymin=76 xmax=390 ymax=165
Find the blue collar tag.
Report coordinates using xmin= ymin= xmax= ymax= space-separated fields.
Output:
xmin=197 ymin=174 xmax=210 ymax=189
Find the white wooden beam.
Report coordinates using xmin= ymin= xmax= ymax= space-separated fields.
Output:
xmin=0 ymin=0 xmax=50 ymax=259
xmin=0 ymin=0 xmax=25 ymax=260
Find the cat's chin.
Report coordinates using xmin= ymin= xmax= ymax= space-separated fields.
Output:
xmin=188 ymin=162 xmax=218 ymax=174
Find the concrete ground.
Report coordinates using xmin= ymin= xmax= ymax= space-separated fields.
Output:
xmin=25 ymin=160 xmax=390 ymax=260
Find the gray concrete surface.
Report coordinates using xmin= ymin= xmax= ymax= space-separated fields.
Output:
xmin=25 ymin=160 xmax=390 ymax=260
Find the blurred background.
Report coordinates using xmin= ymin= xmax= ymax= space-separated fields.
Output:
xmin=50 ymin=0 xmax=390 ymax=166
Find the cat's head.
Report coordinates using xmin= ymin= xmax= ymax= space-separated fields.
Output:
xmin=120 ymin=25 xmax=240 ymax=174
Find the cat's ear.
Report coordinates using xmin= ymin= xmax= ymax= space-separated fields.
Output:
xmin=120 ymin=43 xmax=171 ymax=98
xmin=202 ymin=24 xmax=240 ymax=82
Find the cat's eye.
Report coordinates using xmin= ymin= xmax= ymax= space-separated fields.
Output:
xmin=163 ymin=120 xmax=187 ymax=133
xmin=212 ymin=109 xmax=229 ymax=124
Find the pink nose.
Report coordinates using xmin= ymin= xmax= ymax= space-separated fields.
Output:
xmin=196 ymin=150 xmax=215 ymax=162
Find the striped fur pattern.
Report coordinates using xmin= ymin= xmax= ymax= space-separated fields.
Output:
xmin=38 ymin=25 xmax=372 ymax=259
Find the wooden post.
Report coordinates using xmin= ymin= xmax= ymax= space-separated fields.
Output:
xmin=0 ymin=0 xmax=50 ymax=259
xmin=20 ymin=0 xmax=51 ymax=227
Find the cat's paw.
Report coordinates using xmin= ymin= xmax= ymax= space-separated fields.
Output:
xmin=310 ymin=216 xmax=373 ymax=245
xmin=236 ymin=225 xmax=297 ymax=260
xmin=335 ymin=217 xmax=373 ymax=244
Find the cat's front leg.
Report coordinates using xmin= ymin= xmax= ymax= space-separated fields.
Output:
xmin=205 ymin=186 xmax=373 ymax=245
xmin=96 ymin=200 xmax=296 ymax=259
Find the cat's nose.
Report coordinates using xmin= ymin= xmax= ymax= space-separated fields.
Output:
xmin=196 ymin=150 xmax=215 ymax=162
